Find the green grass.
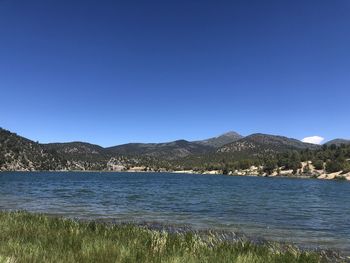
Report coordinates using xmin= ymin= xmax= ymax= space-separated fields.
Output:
xmin=0 ymin=211 xmax=327 ymax=263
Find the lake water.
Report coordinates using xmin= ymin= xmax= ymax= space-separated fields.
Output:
xmin=0 ymin=172 xmax=349 ymax=254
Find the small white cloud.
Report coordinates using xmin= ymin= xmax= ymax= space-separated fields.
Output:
xmin=301 ymin=136 xmax=325 ymax=145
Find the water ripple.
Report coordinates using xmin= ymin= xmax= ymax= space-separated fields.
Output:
xmin=0 ymin=172 xmax=349 ymax=254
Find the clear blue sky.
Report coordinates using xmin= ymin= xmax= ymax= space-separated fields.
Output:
xmin=1 ymin=0 xmax=349 ymax=146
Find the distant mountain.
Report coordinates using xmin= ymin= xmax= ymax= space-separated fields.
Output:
xmin=43 ymin=142 xmax=107 ymax=162
xmin=193 ymin=131 xmax=243 ymax=148
xmin=0 ymin=127 xmax=333 ymax=172
xmin=106 ymin=131 xmax=242 ymax=159
xmin=324 ymin=139 xmax=350 ymax=146
xmin=218 ymin=133 xmax=319 ymax=154
xmin=106 ymin=140 xmax=213 ymax=160
xmin=44 ymin=142 xmax=104 ymax=154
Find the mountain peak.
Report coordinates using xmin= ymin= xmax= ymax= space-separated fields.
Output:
xmin=219 ymin=131 xmax=242 ymax=137
xmin=194 ymin=131 xmax=243 ymax=148
xmin=325 ymin=139 xmax=350 ymax=146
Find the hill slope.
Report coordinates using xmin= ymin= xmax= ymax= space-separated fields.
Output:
xmin=106 ymin=140 xmax=213 ymax=160
xmin=324 ymin=139 xmax=350 ymax=146
xmin=218 ymin=133 xmax=319 ymax=155
xmin=0 ymin=128 xmax=65 ymax=170
xmin=43 ymin=142 xmax=107 ymax=162
xmin=0 ymin=128 xmax=108 ymax=171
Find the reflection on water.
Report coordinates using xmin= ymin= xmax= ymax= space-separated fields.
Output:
xmin=0 ymin=172 xmax=349 ymax=254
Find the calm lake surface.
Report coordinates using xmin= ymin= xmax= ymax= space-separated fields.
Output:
xmin=0 ymin=172 xmax=349 ymax=254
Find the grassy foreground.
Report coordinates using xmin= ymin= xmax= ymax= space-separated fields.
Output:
xmin=0 ymin=212 xmax=327 ymax=263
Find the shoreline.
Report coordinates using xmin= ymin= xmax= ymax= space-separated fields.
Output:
xmin=84 ymin=217 xmax=350 ymax=258
xmin=1 ymin=169 xmax=349 ymax=181
xmin=0 ymin=211 xmax=348 ymax=263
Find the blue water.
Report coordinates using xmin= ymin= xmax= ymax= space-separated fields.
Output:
xmin=0 ymin=172 xmax=349 ymax=253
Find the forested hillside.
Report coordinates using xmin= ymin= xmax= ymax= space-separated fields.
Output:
xmin=1 ymin=127 xmax=349 ymax=179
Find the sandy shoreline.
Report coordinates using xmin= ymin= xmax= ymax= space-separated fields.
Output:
xmin=1 ymin=169 xmax=350 ymax=181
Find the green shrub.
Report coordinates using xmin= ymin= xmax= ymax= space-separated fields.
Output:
xmin=312 ymin=159 xmax=324 ymax=170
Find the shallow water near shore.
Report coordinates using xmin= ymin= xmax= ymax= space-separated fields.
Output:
xmin=0 ymin=172 xmax=349 ymax=255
